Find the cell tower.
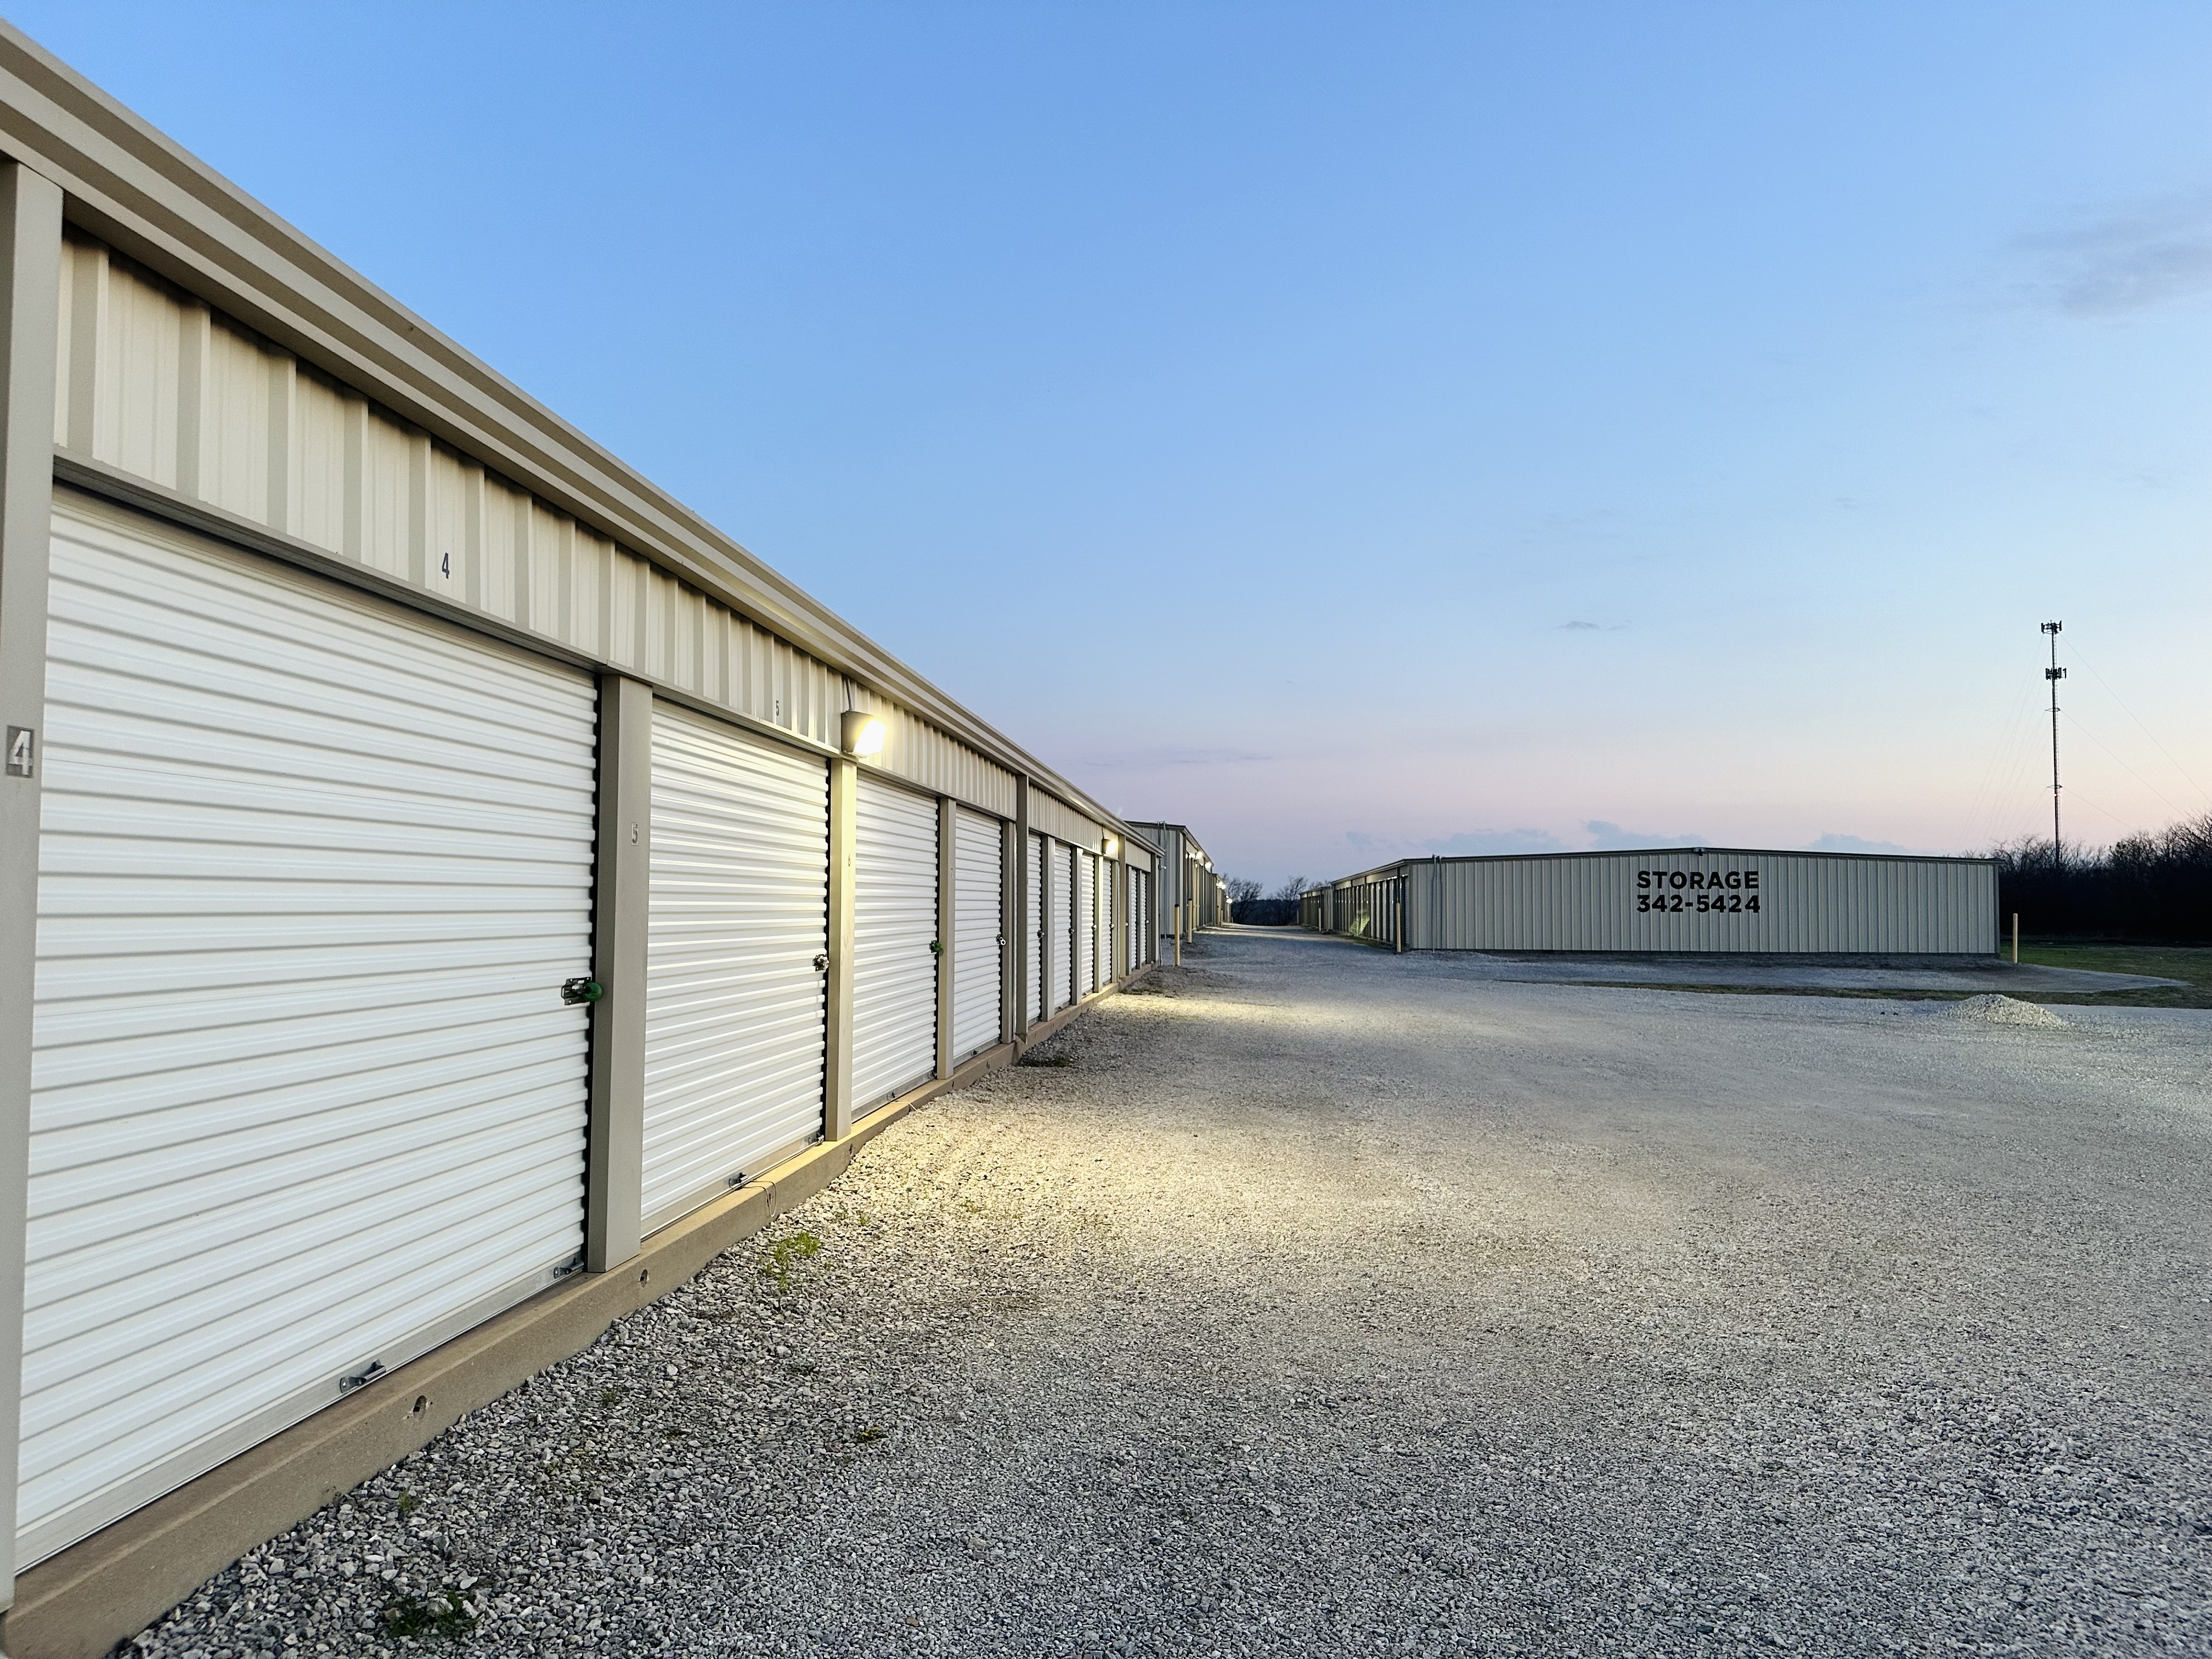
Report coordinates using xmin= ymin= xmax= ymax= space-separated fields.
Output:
xmin=2041 ymin=620 xmax=2065 ymax=866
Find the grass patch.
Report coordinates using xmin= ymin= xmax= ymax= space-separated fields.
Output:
xmin=760 ymin=1232 xmax=821 ymax=1292
xmin=2013 ymin=940 xmax=2212 ymax=1009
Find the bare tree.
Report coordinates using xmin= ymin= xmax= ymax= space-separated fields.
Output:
xmin=1271 ymin=875 xmax=1310 ymax=901
xmin=1225 ymin=876 xmax=1263 ymax=905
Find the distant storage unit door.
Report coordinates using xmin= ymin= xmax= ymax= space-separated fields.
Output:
xmin=642 ymin=705 xmax=829 ymax=1231
xmin=951 ymin=810 xmax=1004 ymax=1062
xmin=851 ymin=776 xmax=940 ymax=1111
xmin=1076 ymin=852 xmax=1099 ymax=997
xmin=1047 ymin=843 xmax=1074 ymax=1012
xmin=1025 ymin=834 xmax=1045 ymax=1023
xmin=24 ymin=496 xmax=597 ymax=1566
xmin=1102 ymin=860 xmax=1117 ymax=981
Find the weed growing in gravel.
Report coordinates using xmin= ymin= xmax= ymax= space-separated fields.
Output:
xmin=379 ymin=1585 xmax=483 ymax=1639
xmin=853 ymin=1425 xmax=888 ymax=1444
xmin=760 ymin=1232 xmax=821 ymax=1291
xmin=395 ymin=1490 xmax=420 ymax=1517
xmin=599 ymin=1384 xmax=627 ymax=1407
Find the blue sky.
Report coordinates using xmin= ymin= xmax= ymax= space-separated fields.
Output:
xmin=17 ymin=2 xmax=2212 ymax=887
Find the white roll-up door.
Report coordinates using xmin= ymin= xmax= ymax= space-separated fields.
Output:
xmin=24 ymin=497 xmax=596 ymax=1565
xmin=851 ymin=776 xmax=939 ymax=1111
xmin=1077 ymin=851 xmax=1098 ymax=996
xmin=1025 ymin=834 xmax=1044 ymax=1023
xmin=951 ymin=811 xmax=1003 ymax=1062
xmin=1047 ymin=842 xmax=1073 ymax=1013
xmin=1102 ymin=860 xmax=1118 ymax=983
xmin=642 ymin=706 xmax=828 ymax=1231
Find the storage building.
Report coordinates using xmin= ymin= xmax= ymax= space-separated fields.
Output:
xmin=1302 ymin=848 xmax=1999 ymax=957
xmin=1126 ymin=821 xmax=1228 ymax=957
xmin=0 ymin=25 xmax=1176 ymax=1656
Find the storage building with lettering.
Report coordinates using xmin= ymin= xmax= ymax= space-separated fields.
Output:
xmin=1301 ymin=848 xmax=1999 ymax=957
xmin=0 ymin=24 xmax=1177 ymax=1657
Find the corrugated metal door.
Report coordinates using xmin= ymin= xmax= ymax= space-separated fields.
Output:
xmin=851 ymin=777 xmax=939 ymax=1111
xmin=1047 ymin=842 xmax=1073 ymax=1013
xmin=1025 ymin=834 xmax=1044 ymax=1023
xmin=1101 ymin=860 xmax=1117 ymax=983
xmin=642 ymin=706 xmax=828 ymax=1231
xmin=1077 ymin=851 xmax=1098 ymax=996
xmin=24 ymin=498 xmax=596 ymax=1565
xmin=951 ymin=810 xmax=1003 ymax=1062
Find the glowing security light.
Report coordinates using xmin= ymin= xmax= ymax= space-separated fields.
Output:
xmin=839 ymin=711 xmax=885 ymax=758
xmin=1102 ymin=835 xmax=1120 ymax=858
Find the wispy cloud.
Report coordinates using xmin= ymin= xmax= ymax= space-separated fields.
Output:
xmin=2019 ymin=199 xmax=2212 ymax=316
xmin=1804 ymin=832 xmax=1909 ymax=855
xmin=1425 ymin=828 xmax=1570 ymax=855
xmin=1582 ymin=820 xmax=1704 ymax=850
xmin=1083 ymin=747 xmax=1274 ymax=769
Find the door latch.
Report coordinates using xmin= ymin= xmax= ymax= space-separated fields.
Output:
xmin=812 ymin=955 xmax=830 ymax=972
xmin=561 ymin=978 xmax=603 ymax=1005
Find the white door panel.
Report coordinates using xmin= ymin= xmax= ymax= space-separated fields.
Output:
xmin=643 ymin=705 xmax=829 ymax=1229
xmin=25 ymin=496 xmax=595 ymax=1564
xmin=851 ymin=777 xmax=939 ymax=1110
xmin=951 ymin=811 xmax=1003 ymax=1061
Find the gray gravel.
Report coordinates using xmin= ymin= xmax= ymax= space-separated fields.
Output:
xmin=131 ymin=929 xmax=2212 ymax=1657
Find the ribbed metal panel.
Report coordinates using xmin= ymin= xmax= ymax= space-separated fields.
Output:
xmin=1030 ymin=792 xmax=1104 ymax=852
xmin=53 ymin=234 xmax=1021 ymax=819
xmin=1077 ymin=852 xmax=1099 ymax=996
xmin=950 ymin=810 xmax=1003 ymax=1061
xmin=1336 ymin=850 xmax=1999 ymax=952
xmin=1025 ymin=834 xmax=1045 ymax=1023
xmin=26 ymin=495 xmax=595 ymax=1565
xmin=641 ymin=705 xmax=828 ymax=1230
xmin=850 ymin=777 xmax=939 ymax=1111
xmin=1047 ymin=843 xmax=1074 ymax=1014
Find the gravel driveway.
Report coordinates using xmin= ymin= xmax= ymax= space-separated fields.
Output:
xmin=136 ymin=929 xmax=2212 ymax=1657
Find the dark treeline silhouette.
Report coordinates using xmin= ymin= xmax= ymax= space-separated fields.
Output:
xmin=1995 ymin=812 xmax=2212 ymax=941
xmin=1228 ymin=874 xmax=1310 ymax=928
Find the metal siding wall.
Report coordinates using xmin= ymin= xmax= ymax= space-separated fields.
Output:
xmin=849 ymin=778 xmax=940 ymax=1111
xmin=53 ymin=235 xmax=1020 ymax=819
xmin=640 ymin=704 xmax=829 ymax=1232
xmin=26 ymin=497 xmax=595 ymax=1564
xmin=1030 ymin=794 xmax=1104 ymax=853
xmin=1424 ymin=851 xmax=1995 ymax=952
xmin=950 ymin=810 xmax=1002 ymax=1060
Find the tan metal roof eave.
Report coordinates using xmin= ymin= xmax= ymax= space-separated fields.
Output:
xmin=0 ymin=21 xmax=1137 ymax=842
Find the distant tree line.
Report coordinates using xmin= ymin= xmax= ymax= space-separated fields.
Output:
xmin=1228 ymin=874 xmax=1310 ymax=927
xmin=1995 ymin=812 xmax=2212 ymax=941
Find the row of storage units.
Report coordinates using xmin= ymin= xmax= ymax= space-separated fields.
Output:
xmin=1126 ymin=822 xmax=1228 ymax=955
xmin=0 ymin=36 xmax=1176 ymax=1646
xmin=1303 ymin=850 xmax=1999 ymax=954
xmin=1301 ymin=871 xmax=1408 ymax=948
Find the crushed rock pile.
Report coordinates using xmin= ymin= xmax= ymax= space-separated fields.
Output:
xmin=1940 ymin=993 xmax=2069 ymax=1028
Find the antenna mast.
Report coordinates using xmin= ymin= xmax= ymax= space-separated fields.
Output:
xmin=2041 ymin=620 xmax=2065 ymax=866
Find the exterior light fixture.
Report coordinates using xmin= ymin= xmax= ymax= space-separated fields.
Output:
xmin=1102 ymin=835 xmax=1120 ymax=858
xmin=839 ymin=711 xmax=885 ymax=758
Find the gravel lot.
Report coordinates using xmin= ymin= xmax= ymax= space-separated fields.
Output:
xmin=134 ymin=929 xmax=2212 ymax=1658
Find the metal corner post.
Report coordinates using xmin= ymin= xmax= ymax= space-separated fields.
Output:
xmin=1005 ymin=778 xmax=1026 ymax=1041
xmin=823 ymin=757 xmax=857 ymax=1139
xmin=584 ymin=674 xmax=650 ymax=1273
xmin=934 ymin=795 xmax=955 ymax=1080
xmin=0 ymin=159 xmax=63 ymax=1617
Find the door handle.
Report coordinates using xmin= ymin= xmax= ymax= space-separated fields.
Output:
xmin=812 ymin=955 xmax=830 ymax=972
